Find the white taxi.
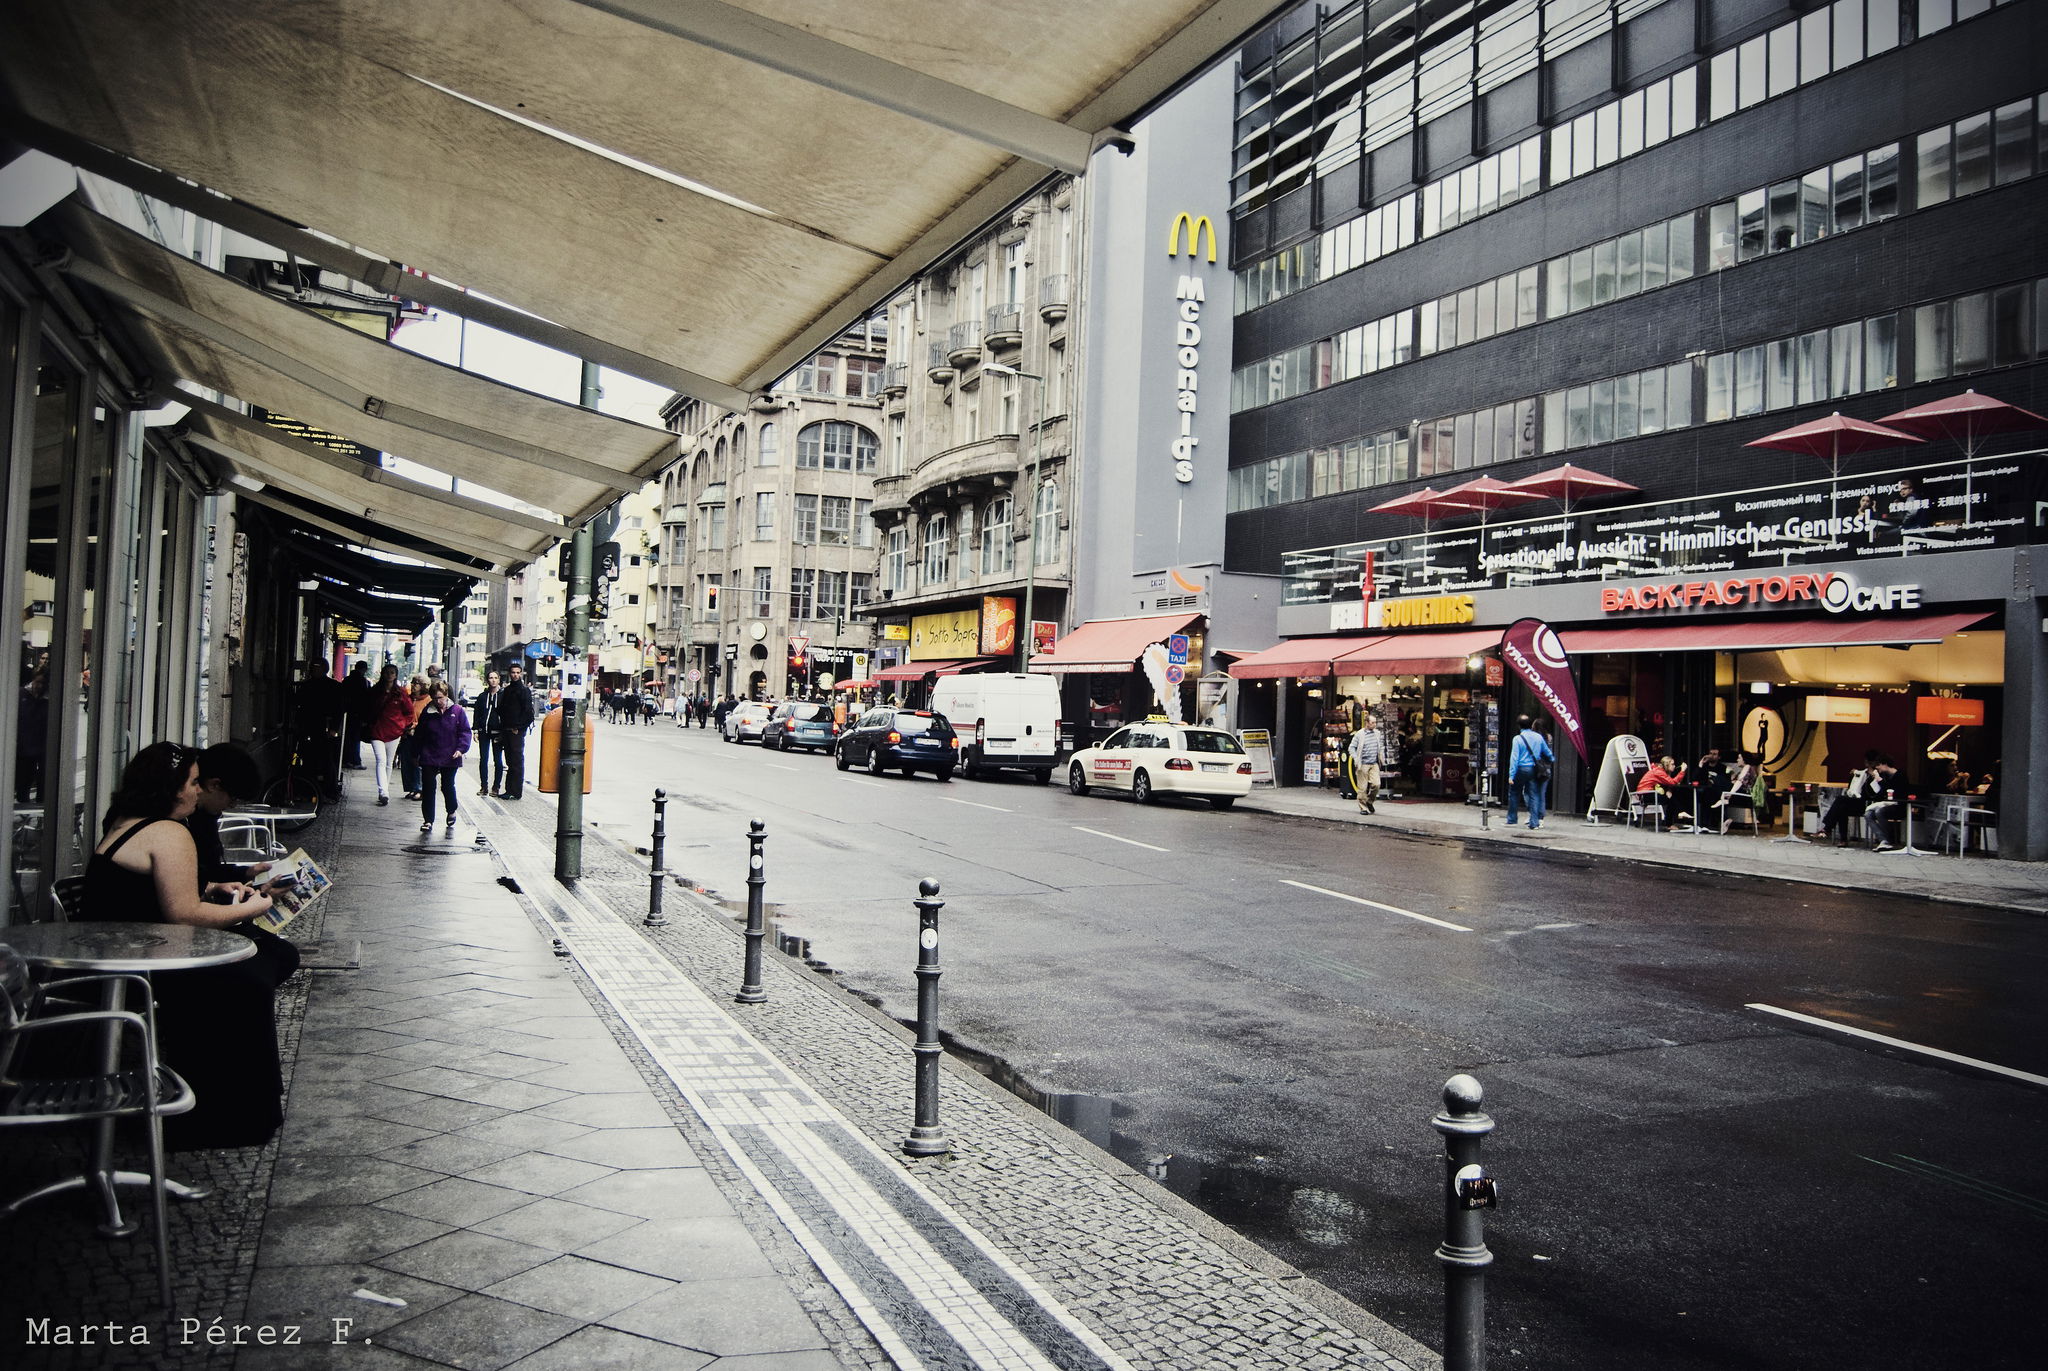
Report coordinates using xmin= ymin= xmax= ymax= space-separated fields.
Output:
xmin=1066 ymin=723 xmax=1254 ymax=809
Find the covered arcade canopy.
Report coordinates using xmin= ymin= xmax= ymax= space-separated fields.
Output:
xmin=2 ymin=0 xmax=1277 ymax=576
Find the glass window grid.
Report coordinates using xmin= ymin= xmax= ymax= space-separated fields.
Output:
xmin=1234 ymin=81 xmax=2046 ymax=413
xmin=795 ymin=420 xmax=878 ymax=472
xmin=1234 ymin=0 xmax=2021 ymax=317
xmin=1227 ymin=265 xmax=2048 ymax=512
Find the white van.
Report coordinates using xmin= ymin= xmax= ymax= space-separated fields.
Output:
xmin=928 ymin=673 xmax=1062 ymax=782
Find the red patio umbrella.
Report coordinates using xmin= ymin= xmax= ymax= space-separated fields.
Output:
xmin=1744 ymin=412 xmax=1921 ymax=522
xmin=1501 ymin=464 xmax=1642 ymax=559
xmin=1880 ymin=391 xmax=2048 ymax=527
xmin=1368 ymin=486 xmax=1473 ymax=581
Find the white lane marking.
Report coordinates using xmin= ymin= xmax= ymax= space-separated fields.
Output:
xmin=1280 ymin=879 xmax=1473 ymax=932
xmin=1746 ymin=1004 xmax=2048 ymax=1088
xmin=765 ymin=763 xmax=799 ymax=772
xmin=1533 ymin=922 xmax=1582 ymax=931
xmin=848 ymin=779 xmax=889 ymax=789
xmin=1072 ymin=825 xmax=1170 ymax=853
xmin=943 ymin=796 xmax=1012 ymax=812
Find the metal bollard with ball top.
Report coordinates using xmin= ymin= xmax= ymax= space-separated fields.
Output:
xmin=1434 ymin=1074 xmax=1498 ymax=1371
xmin=902 ymin=878 xmax=950 ymax=1157
xmin=735 ymin=819 xmax=768 ymax=1002
xmin=645 ymin=789 xmax=669 ymax=927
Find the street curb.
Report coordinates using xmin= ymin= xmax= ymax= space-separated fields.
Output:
xmin=1235 ymin=797 xmax=2048 ymax=918
xmin=576 ymin=815 xmax=1447 ymax=1371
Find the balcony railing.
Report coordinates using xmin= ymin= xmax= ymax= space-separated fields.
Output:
xmin=1038 ymin=274 xmax=1069 ymax=322
xmin=926 ymin=340 xmax=955 ymax=382
xmin=946 ymin=320 xmax=982 ymax=365
xmin=984 ymin=305 xmax=1023 ymax=348
xmin=883 ymin=361 xmax=909 ymax=395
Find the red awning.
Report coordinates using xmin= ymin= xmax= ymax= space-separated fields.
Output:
xmin=1228 ymin=636 xmax=1389 ymax=680
xmin=1028 ymin=613 xmax=1199 ymax=674
xmin=1560 ymin=612 xmax=1989 ymax=654
xmin=1332 ymin=628 xmax=1504 ymax=675
xmin=873 ymin=657 xmax=995 ymax=682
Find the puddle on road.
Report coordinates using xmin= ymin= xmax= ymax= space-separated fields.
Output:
xmin=726 ymin=911 xmax=1400 ymax=1259
xmin=950 ymin=1044 xmax=1385 ymax=1253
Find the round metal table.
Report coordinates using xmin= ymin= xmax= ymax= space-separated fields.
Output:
xmin=1 ymin=922 xmax=255 ymax=1234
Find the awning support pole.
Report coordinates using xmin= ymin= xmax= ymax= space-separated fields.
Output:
xmin=554 ymin=363 xmax=604 ymax=882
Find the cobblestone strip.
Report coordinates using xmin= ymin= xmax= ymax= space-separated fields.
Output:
xmin=478 ymin=809 xmax=1132 ymax=1371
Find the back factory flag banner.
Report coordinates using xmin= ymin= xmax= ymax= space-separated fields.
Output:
xmin=1499 ymin=618 xmax=1589 ymax=760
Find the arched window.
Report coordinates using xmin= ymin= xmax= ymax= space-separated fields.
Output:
xmin=980 ymin=496 xmax=1012 ymax=575
xmin=732 ymin=427 xmax=746 ymax=464
xmin=797 ymin=420 xmax=878 ymax=473
xmin=1033 ymin=479 xmax=1062 ymax=565
xmin=714 ymin=437 xmax=727 ymax=472
xmin=758 ymin=421 xmax=778 ymax=466
xmin=921 ymin=513 xmax=950 ymax=586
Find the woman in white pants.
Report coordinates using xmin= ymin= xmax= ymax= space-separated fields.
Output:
xmin=364 ymin=664 xmax=412 ymax=805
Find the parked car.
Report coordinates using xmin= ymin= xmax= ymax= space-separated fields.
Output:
xmin=722 ymin=701 xmax=775 ymax=744
xmin=928 ymin=672 xmax=1061 ymax=782
xmin=763 ymin=700 xmax=839 ymax=753
xmin=835 ymin=708 xmax=959 ymax=780
xmin=1066 ymin=723 xmax=1253 ymax=808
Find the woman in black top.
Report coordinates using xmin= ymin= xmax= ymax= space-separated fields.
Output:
xmin=83 ymin=742 xmax=300 ymax=1149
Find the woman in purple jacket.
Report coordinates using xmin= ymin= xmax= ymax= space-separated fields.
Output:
xmin=411 ymin=680 xmax=473 ymax=834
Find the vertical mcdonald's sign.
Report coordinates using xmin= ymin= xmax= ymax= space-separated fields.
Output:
xmin=1165 ymin=213 xmax=1216 ymax=262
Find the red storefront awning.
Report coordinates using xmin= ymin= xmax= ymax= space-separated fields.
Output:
xmin=1227 ymin=636 xmax=1389 ymax=680
xmin=873 ymin=657 xmax=995 ymax=682
xmin=1333 ymin=628 xmax=1504 ymax=675
xmin=1560 ymin=612 xmax=1988 ymax=654
xmin=1028 ymin=613 xmax=1200 ymax=674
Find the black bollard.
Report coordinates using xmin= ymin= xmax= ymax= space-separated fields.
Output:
xmin=1433 ymin=1074 xmax=1498 ymax=1371
xmin=645 ymin=789 xmax=669 ymax=927
xmin=902 ymin=878 xmax=949 ymax=1157
xmin=735 ymin=819 xmax=768 ymax=1003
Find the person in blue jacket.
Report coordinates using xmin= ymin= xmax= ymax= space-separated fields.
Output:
xmin=1506 ymin=716 xmax=1555 ymax=830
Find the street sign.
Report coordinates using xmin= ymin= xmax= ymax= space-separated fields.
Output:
xmin=526 ymin=639 xmax=561 ymax=659
xmin=1164 ymin=664 xmax=1185 ymax=686
xmin=686 ymin=668 xmax=701 ymax=684
xmin=725 ymin=644 xmax=737 ymax=661
xmin=1166 ymin=633 xmax=1189 ymax=664
xmin=596 ymin=540 xmax=622 ymax=583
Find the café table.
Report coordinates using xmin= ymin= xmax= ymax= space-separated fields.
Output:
xmin=224 ymin=802 xmax=316 ymax=854
xmin=0 ymin=921 xmax=254 ymax=1235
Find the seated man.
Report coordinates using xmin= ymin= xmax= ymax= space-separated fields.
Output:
xmin=1861 ymin=760 xmax=1906 ymax=850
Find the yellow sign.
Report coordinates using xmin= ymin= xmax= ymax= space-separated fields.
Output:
xmin=882 ymin=623 xmax=910 ymax=642
xmin=910 ymin=610 xmax=980 ymax=660
xmin=332 ymin=621 xmax=363 ymax=643
xmin=1166 ymin=212 xmax=1217 ymax=263
xmin=979 ymin=597 xmax=1017 ymax=656
xmin=1375 ymin=595 xmax=1476 ymax=629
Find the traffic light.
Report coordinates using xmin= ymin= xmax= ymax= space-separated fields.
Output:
xmin=705 ymin=584 xmax=720 ymax=612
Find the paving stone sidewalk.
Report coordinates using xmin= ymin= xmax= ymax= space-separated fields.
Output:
xmin=1239 ymin=785 xmax=2048 ymax=914
xmin=481 ymin=792 xmax=1437 ymax=1371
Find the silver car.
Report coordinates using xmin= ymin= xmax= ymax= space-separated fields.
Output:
xmin=722 ymin=701 xmax=775 ymax=744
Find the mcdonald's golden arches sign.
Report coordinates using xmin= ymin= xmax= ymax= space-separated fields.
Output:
xmin=1165 ymin=212 xmax=1216 ymax=262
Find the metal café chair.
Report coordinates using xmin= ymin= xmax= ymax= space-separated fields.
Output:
xmin=48 ymin=874 xmax=86 ymax=923
xmin=0 ymin=948 xmax=196 ymax=1307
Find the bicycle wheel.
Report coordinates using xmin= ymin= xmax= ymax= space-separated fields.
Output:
xmin=262 ymin=774 xmax=322 ymax=832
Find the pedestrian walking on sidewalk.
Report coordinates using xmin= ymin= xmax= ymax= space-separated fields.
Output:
xmin=1507 ymin=716 xmax=1554 ymax=830
xmin=498 ymin=664 xmax=537 ymax=799
xmin=364 ymin=666 xmax=411 ymax=806
xmin=413 ymin=681 xmax=472 ymax=834
xmin=1347 ymin=714 xmax=1384 ymax=813
xmin=473 ymin=670 xmax=505 ymax=796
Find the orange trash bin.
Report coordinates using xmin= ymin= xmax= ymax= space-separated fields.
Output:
xmin=536 ymin=706 xmax=595 ymax=794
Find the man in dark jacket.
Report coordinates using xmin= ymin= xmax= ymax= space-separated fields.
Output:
xmin=340 ymin=661 xmax=373 ymax=769
xmin=498 ymin=664 xmax=538 ymax=798
xmin=473 ymin=670 xmax=505 ymax=796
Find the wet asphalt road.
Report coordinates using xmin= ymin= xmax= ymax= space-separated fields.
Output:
xmin=578 ymin=718 xmax=2048 ymax=1370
